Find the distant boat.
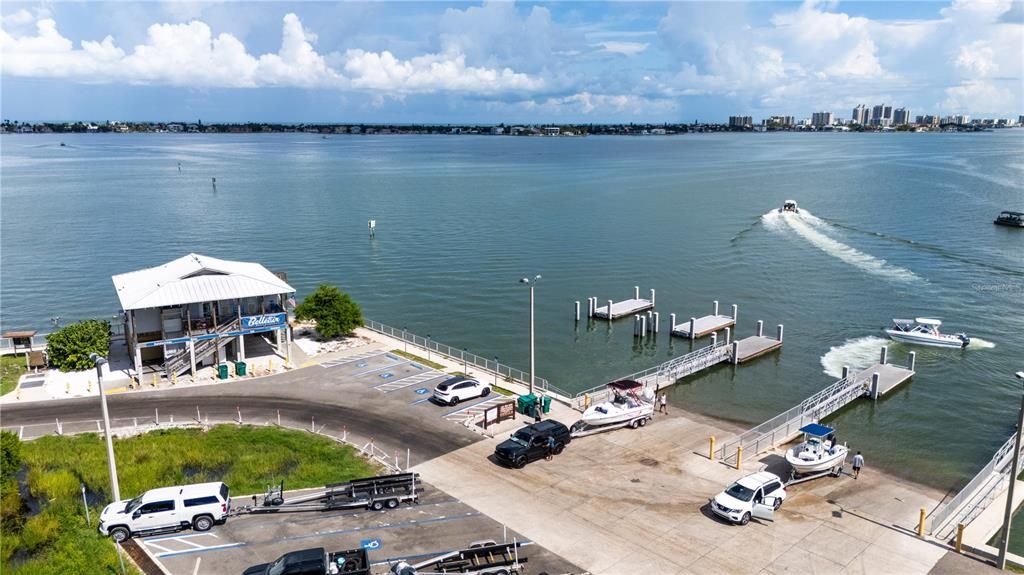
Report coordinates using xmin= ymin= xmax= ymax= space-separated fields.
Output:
xmin=779 ymin=200 xmax=799 ymax=214
xmin=994 ymin=211 xmax=1024 ymax=228
xmin=60 ymin=142 xmax=66 ymax=147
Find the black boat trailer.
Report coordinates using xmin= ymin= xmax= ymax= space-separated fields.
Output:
xmin=390 ymin=540 xmax=526 ymax=575
xmin=231 ymin=472 xmax=421 ymax=515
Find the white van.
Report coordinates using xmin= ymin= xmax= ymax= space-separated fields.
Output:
xmin=98 ymin=482 xmax=230 ymax=542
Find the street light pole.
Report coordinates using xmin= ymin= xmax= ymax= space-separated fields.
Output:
xmin=90 ymin=354 xmax=120 ymax=502
xmin=520 ymin=275 xmax=541 ymax=396
xmin=998 ymin=371 xmax=1024 ymax=569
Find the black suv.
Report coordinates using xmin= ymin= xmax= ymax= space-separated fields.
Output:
xmin=493 ymin=420 xmax=572 ymax=468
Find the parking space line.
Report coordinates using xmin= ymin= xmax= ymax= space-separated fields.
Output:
xmin=375 ymin=371 xmax=445 ymax=392
xmin=411 ymin=397 xmax=434 ymax=405
xmin=144 ymin=542 xmax=173 ymax=554
xmin=154 ymin=542 xmax=247 ymax=558
xmin=320 ymin=350 xmax=387 ymax=369
xmin=143 ymin=532 xmax=219 ymax=543
xmin=349 ymin=360 xmax=409 ymax=378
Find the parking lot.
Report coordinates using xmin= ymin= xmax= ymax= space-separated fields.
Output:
xmin=143 ymin=481 xmax=581 ymax=575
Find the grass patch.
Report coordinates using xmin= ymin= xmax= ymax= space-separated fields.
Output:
xmin=1 ymin=355 xmax=28 ymax=396
xmin=2 ymin=425 xmax=379 ymax=574
xmin=493 ymin=386 xmax=516 ymax=397
xmin=390 ymin=349 xmax=446 ymax=370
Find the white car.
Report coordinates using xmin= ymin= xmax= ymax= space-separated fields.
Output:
xmin=710 ymin=471 xmax=786 ymax=525
xmin=433 ymin=376 xmax=490 ymax=406
xmin=99 ymin=482 xmax=230 ymax=542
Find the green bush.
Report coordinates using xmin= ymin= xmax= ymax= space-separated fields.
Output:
xmin=1 ymin=431 xmax=22 ymax=482
xmin=44 ymin=320 xmax=110 ymax=372
xmin=295 ymin=284 xmax=363 ymax=339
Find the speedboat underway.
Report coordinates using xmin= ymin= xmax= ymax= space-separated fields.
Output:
xmin=779 ymin=200 xmax=799 ymax=214
xmin=785 ymin=423 xmax=848 ymax=476
xmin=885 ymin=318 xmax=969 ymax=349
xmin=994 ymin=211 xmax=1024 ymax=228
xmin=579 ymin=380 xmax=654 ymax=427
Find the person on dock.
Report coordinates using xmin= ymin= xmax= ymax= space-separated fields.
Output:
xmin=658 ymin=393 xmax=668 ymax=414
xmin=546 ymin=435 xmax=556 ymax=461
xmin=852 ymin=451 xmax=864 ymax=479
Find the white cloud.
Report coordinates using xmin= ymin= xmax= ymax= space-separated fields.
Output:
xmin=0 ymin=11 xmax=541 ymax=95
xmin=2 ymin=9 xmax=34 ymax=26
xmin=943 ymin=80 xmax=1017 ymax=113
xmin=596 ymin=41 xmax=649 ymax=56
xmin=955 ymin=40 xmax=997 ymax=77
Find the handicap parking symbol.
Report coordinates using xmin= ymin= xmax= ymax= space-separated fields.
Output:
xmin=361 ymin=538 xmax=382 ymax=550
xmin=356 ymin=361 xmax=368 ymax=368
xmin=379 ymin=372 xmax=394 ymax=379
xmin=415 ymin=388 xmax=429 ymax=395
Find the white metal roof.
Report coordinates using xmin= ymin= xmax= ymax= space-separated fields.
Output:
xmin=112 ymin=253 xmax=295 ymax=311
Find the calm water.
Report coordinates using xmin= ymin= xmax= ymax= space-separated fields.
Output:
xmin=2 ymin=132 xmax=1022 ymax=492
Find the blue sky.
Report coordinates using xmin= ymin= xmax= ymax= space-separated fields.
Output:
xmin=2 ymin=1 xmax=1022 ymax=123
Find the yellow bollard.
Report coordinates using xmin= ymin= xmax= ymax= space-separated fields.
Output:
xmin=709 ymin=436 xmax=716 ymax=460
xmin=584 ymin=394 xmax=591 ymax=409
xmin=87 ymin=380 xmax=92 ymax=393
xmin=736 ymin=446 xmax=743 ymax=470
xmin=66 ymin=382 xmax=70 ymax=394
xmin=268 ymin=360 xmax=274 ymax=374
xmin=917 ymin=507 xmax=926 ymax=537
xmin=151 ymin=373 xmax=158 ymax=387
xmin=955 ymin=523 xmax=964 ymax=553
xmin=16 ymin=387 xmax=21 ymax=400
xmin=172 ymin=373 xmax=178 ymax=386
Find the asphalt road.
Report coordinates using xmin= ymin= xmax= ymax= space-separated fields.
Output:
xmin=0 ymin=355 xmax=481 ymax=463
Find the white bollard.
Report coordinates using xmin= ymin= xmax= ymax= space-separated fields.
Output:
xmin=713 ymin=300 xmax=719 ymax=316
xmin=732 ymin=304 xmax=739 ymax=322
xmin=757 ymin=320 xmax=764 ymax=337
xmin=908 ymin=351 xmax=916 ymax=371
xmin=777 ymin=324 xmax=784 ymax=341
xmin=634 ymin=316 xmax=640 ymax=336
xmin=647 ymin=310 xmax=654 ymax=333
xmin=871 ymin=372 xmax=880 ymax=399
xmin=879 ymin=346 xmax=888 ymax=365
xmin=634 ymin=286 xmax=640 ymax=300
xmin=640 ymin=315 xmax=647 ymax=337
xmin=689 ymin=317 xmax=697 ymax=340
xmin=653 ymin=312 xmax=660 ymax=333
xmin=842 ymin=365 xmax=850 ymax=380
xmin=724 ymin=326 xmax=731 ymax=345
xmin=574 ymin=301 xmax=580 ymax=322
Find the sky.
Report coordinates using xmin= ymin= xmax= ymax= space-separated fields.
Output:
xmin=1 ymin=1 xmax=1022 ymax=123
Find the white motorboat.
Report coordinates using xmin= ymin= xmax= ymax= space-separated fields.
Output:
xmin=779 ymin=200 xmax=799 ymax=214
xmin=579 ymin=380 xmax=654 ymax=427
xmin=785 ymin=423 xmax=848 ymax=475
xmin=884 ymin=318 xmax=969 ymax=349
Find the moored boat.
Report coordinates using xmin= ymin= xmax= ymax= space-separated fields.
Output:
xmin=785 ymin=423 xmax=848 ymax=476
xmin=884 ymin=318 xmax=969 ymax=349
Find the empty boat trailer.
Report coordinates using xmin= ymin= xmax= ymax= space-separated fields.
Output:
xmin=234 ymin=473 xmax=422 ymax=514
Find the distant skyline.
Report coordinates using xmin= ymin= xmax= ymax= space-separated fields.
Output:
xmin=2 ymin=1 xmax=1022 ymax=123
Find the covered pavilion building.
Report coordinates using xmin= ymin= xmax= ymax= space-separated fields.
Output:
xmin=112 ymin=253 xmax=296 ymax=378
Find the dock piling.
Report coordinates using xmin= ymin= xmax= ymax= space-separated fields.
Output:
xmin=633 ymin=316 xmax=640 ymax=337
xmin=653 ymin=312 xmax=659 ymax=333
xmin=909 ymin=351 xmax=916 ymax=371
xmin=724 ymin=326 xmax=731 ymax=345
xmin=650 ymin=288 xmax=656 ymax=305
xmin=713 ymin=300 xmax=719 ymax=316
xmin=880 ymin=346 xmax=888 ymax=365
xmin=689 ymin=318 xmax=697 ymax=341
xmin=588 ymin=297 xmax=595 ymax=318
xmin=757 ymin=320 xmax=764 ymax=337
xmin=870 ymin=373 xmax=880 ymax=400
xmin=731 ymin=341 xmax=739 ymax=365
xmin=641 ymin=315 xmax=647 ymax=336
xmin=842 ymin=365 xmax=850 ymax=380
xmin=670 ymin=313 xmax=677 ymax=331
xmin=574 ymin=301 xmax=580 ymax=322
xmin=711 ymin=332 xmax=718 ymax=347
xmin=607 ymin=300 xmax=613 ymax=322
xmin=777 ymin=324 xmax=784 ymax=341
xmin=732 ymin=304 xmax=739 ymax=322
xmin=634 ymin=286 xmax=640 ymax=300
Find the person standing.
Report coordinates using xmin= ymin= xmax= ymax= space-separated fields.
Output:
xmin=546 ymin=435 xmax=557 ymax=461
xmin=852 ymin=451 xmax=865 ymax=479
xmin=659 ymin=393 xmax=668 ymax=414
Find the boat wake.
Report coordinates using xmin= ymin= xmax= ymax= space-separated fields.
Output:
xmin=966 ymin=337 xmax=996 ymax=349
xmin=820 ymin=336 xmax=890 ymax=378
xmin=764 ymin=210 xmax=923 ymax=283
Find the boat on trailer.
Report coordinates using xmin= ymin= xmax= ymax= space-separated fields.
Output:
xmin=884 ymin=318 xmax=969 ymax=349
xmin=578 ymin=380 xmax=654 ymax=428
xmin=785 ymin=423 xmax=848 ymax=477
xmin=779 ymin=200 xmax=799 ymax=214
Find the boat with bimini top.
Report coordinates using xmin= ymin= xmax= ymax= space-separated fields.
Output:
xmin=779 ymin=200 xmax=799 ymax=214
xmin=884 ymin=318 xmax=969 ymax=349
xmin=579 ymin=380 xmax=654 ymax=427
xmin=785 ymin=423 xmax=848 ymax=476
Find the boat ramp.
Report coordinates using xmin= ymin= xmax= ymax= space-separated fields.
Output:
xmin=712 ymin=346 xmax=916 ymax=466
xmin=671 ymin=301 xmax=737 ymax=339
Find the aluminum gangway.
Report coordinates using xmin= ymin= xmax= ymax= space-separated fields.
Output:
xmin=713 ymin=351 xmax=914 ymax=465
xmin=929 ymin=433 xmax=1024 ymax=540
xmin=573 ymin=341 xmax=731 ymax=411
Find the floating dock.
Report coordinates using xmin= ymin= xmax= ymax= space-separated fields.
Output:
xmin=713 ymin=346 xmax=916 ymax=464
xmin=728 ymin=321 xmax=783 ymax=364
xmin=584 ymin=287 xmax=654 ymax=320
xmin=671 ymin=301 xmax=737 ymax=339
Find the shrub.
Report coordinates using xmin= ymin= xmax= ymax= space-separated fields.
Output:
xmin=45 ymin=320 xmax=110 ymax=372
xmin=1 ymin=431 xmax=21 ymax=482
xmin=294 ymin=284 xmax=363 ymax=339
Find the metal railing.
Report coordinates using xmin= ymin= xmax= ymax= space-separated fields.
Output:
xmin=572 ymin=342 xmax=732 ymax=411
xmin=930 ymin=432 xmax=1023 ymax=538
xmin=714 ymin=374 xmax=867 ymax=463
xmin=363 ymin=319 xmax=573 ymax=401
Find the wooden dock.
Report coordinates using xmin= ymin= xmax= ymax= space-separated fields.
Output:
xmin=586 ymin=287 xmax=655 ymax=320
xmin=852 ymin=362 xmax=914 ymax=398
xmin=732 ymin=336 xmax=783 ymax=363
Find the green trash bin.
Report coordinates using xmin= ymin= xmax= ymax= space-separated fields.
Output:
xmin=517 ymin=394 xmax=537 ymax=415
xmin=235 ymin=361 xmax=247 ymax=377
xmin=217 ymin=364 xmax=229 ymax=380
xmin=541 ymin=395 xmax=552 ymax=414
